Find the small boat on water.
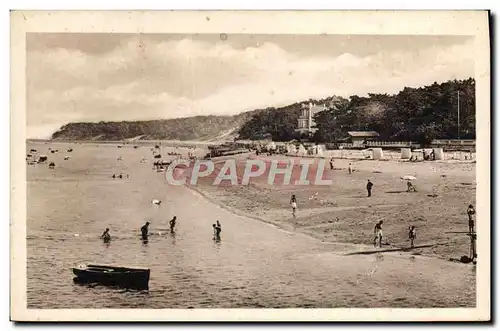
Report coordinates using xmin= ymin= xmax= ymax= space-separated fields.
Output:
xmin=72 ymin=264 xmax=150 ymax=289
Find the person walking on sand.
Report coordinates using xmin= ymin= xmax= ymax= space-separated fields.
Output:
xmin=407 ymin=181 xmax=416 ymax=192
xmin=467 ymin=204 xmax=476 ymax=234
xmin=169 ymin=216 xmax=177 ymax=233
xmin=348 ymin=163 xmax=352 ymax=174
xmin=408 ymin=226 xmax=416 ymax=248
xmin=374 ymin=220 xmax=383 ymax=248
xmin=290 ymin=194 xmax=298 ymax=215
xmin=329 ymin=158 xmax=334 ymax=170
xmin=366 ymin=180 xmax=373 ymax=197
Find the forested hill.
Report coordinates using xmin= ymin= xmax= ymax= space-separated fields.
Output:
xmin=51 ymin=78 xmax=475 ymax=143
xmin=51 ymin=112 xmax=259 ymax=141
xmin=238 ymin=78 xmax=476 ymax=144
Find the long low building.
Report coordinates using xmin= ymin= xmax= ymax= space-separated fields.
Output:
xmin=430 ymin=139 xmax=476 ymax=151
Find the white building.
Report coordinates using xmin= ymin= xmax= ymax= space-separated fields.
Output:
xmin=296 ymin=102 xmax=327 ymax=135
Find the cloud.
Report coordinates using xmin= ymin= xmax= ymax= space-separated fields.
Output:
xmin=27 ymin=36 xmax=474 ymax=138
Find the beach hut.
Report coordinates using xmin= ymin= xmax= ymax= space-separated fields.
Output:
xmin=372 ymin=148 xmax=384 ymax=160
xmin=401 ymin=148 xmax=411 ymax=159
xmin=316 ymin=144 xmax=326 ymax=157
xmin=286 ymin=144 xmax=297 ymax=155
xmin=266 ymin=142 xmax=276 ymax=151
xmin=297 ymin=144 xmax=307 ymax=156
xmin=433 ymin=148 xmax=444 ymax=160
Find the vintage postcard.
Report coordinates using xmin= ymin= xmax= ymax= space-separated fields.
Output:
xmin=10 ymin=10 xmax=490 ymax=322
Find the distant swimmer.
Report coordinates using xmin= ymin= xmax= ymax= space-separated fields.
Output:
xmin=290 ymin=194 xmax=297 ymax=215
xmin=467 ymin=204 xmax=475 ymax=234
xmin=101 ymin=228 xmax=111 ymax=242
xmin=373 ymin=220 xmax=383 ymax=248
xmin=152 ymin=199 xmax=162 ymax=205
xmin=408 ymin=226 xmax=416 ymax=248
xmin=118 ymin=173 xmax=123 ymax=179
xmin=112 ymin=174 xmax=116 ymax=179
xmin=170 ymin=216 xmax=177 ymax=233
xmin=141 ymin=222 xmax=150 ymax=240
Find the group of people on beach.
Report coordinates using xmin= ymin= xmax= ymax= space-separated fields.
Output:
xmin=372 ymin=204 xmax=475 ymax=249
xmin=373 ymin=221 xmax=416 ymax=249
xmin=329 ymin=158 xmax=353 ymax=175
xmin=290 ymin=191 xmax=475 ymax=250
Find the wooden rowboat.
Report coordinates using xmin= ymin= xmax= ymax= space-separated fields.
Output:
xmin=72 ymin=264 xmax=150 ymax=289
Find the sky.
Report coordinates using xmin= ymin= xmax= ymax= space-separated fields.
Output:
xmin=26 ymin=33 xmax=475 ymax=138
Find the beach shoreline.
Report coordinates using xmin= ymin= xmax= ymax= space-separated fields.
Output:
xmin=187 ymin=153 xmax=476 ymax=263
xmin=26 ymin=140 xmax=477 ymax=263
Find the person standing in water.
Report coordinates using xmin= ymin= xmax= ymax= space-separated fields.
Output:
xmin=213 ymin=223 xmax=222 ymax=240
xmin=366 ymin=180 xmax=374 ymax=197
xmin=169 ymin=216 xmax=177 ymax=233
xmin=467 ymin=204 xmax=476 ymax=234
xmin=101 ymin=228 xmax=111 ymax=242
xmin=141 ymin=222 xmax=150 ymax=240
xmin=408 ymin=226 xmax=416 ymax=248
xmin=290 ymin=194 xmax=298 ymax=216
xmin=348 ymin=163 xmax=352 ymax=174
xmin=373 ymin=220 xmax=383 ymax=248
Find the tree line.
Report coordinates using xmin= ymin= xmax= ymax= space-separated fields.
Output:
xmin=237 ymin=78 xmax=476 ymax=145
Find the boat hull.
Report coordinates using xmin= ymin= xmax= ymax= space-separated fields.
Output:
xmin=72 ymin=264 xmax=150 ymax=290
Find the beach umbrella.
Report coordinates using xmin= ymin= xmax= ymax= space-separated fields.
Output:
xmin=401 ymin=175 xmax=417 ymax=181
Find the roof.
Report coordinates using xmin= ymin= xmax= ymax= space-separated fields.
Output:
xmin=310 ymin=105 xmax=326 ymax=113
xmin=347 ymin=131 xmax=380 ymax=138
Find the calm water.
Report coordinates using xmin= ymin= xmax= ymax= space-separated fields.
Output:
xmin=27 ymin=142 xmax=476 ymax=308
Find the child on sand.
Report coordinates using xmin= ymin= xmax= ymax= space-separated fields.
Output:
xmin=373 ymin=220 xmax=383 ymax=248
xmin=408 ymin=226 xmax=416 ymax=248
xmin=290 ymin=194 xmax=298 ymax=215
xmin=407 ymin=181 xmax=417 ymax=192
xmin=467 ymin=204 xmax=475 ymax=234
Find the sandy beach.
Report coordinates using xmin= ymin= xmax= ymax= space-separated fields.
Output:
xmin=189 ymin=153 xmax=476 ymax=261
